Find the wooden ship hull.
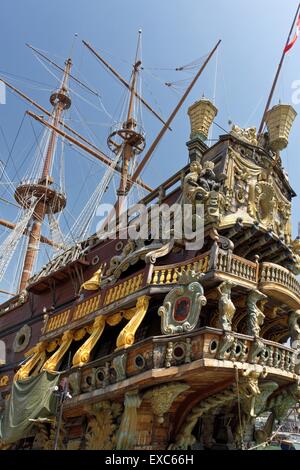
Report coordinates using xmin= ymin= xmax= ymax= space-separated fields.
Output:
xmin=1 ymin=113 xmax=300 ymax=450
xmin=1 ymin=23 xmax=300 ymax=451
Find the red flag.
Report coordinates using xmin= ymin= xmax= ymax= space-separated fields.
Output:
xmin=284 ymin=13 xmax=300 ymax=53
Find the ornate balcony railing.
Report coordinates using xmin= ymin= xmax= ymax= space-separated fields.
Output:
xmin=63 ymin=328 xmax=297 ymax=401
xmin=150 ymin=252 xmax=210 ymax=285
xmin=216 ymin=252 xmax=258 ymax=283
xmin=259 ymin=262 xmax=300 ymax=299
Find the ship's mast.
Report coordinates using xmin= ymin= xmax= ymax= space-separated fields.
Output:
xmin=18 ymin=58 xmax=72 ymax=291
xmin=107 ymin=31 xmax=145 ymax=217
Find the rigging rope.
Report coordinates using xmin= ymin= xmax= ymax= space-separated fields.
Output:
xmin=0 ymin=197 xmax=39 ymax=282
xmin=65 ymin=144 xmax=124 ymax=244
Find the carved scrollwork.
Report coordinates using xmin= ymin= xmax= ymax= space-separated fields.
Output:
xmin=85 ymin=401 xmax=123 ymax=450
xmin=143 ymin=382 xmax=189 ymax=424
xmin=158 ymin=271 xmax=206 ymax=335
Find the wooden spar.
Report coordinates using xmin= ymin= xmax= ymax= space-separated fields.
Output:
xmin=0 ymin=77 xmax=103 ymax=153
xmin=26 ymin=110 xmax=153 ymax=193
xmin=0 ymin=218 xmax=56 ymax=247
xmin=116 ymin=31 xmax=142 ymax=201
xmin=258 ymin=3 xmax=300 ymax=135
xmin=0 ymin=288 xmax=16 ymax=296
xmin=101 ymin=39 xmax=221 ymax=230
xmin=82 ymin=40 xmax=171 ymax=130
xmin=19 ymin=59 xmax=73 ymax=291
xmin=129 ymin=39 xmax=221 ymax=187
xmin=0 ymin=76 xmax=152 ymax=191
xmin=26 ymin=43 xmax=100 ymax=97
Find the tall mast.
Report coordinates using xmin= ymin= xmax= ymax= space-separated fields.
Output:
xmin=18 ymin=58 xmax=72 ymax=291
xmin=107 ymin=30 xmax=145 ymax=216
xmin=101 ymin=39 xmax=221 ymax=231
xmin=258 ymin=3 xmax=300 ymax=135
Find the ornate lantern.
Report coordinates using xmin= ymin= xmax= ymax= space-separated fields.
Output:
xmin=265 ymin=104 xmax=297 ymax=151
xmin=188 ymin=98 xmax=218 ymax=141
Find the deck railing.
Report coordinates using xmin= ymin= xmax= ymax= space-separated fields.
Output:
xmin=259 ymin=262 xmax=300 ymax=298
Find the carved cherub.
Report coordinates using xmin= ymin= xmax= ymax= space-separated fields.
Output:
xmin=217 ymin=281 xmax=236 ymax=331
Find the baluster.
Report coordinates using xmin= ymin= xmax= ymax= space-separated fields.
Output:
xmin=160 ymin=269 xmax=166 ymax=284
xmin=152 ymin=270 xmax=159 ymax=285
xmin=267 ymin=346 xmax=274 ymax=367
xmin=290 ymin=352 xmax=296 ymax=373
xmin=119 ymin=281 xmax=127 ymax=298
xmin=123 ymin=279 xmax=129 ymax=296
xmin=280 ymin=350 xmax=286 ymax=370
xmin=172 ymin=268 xmax=179 ymax=283
xmin=285 ymin=351 xmax=291 ymax=372
xmin=166 ymin=268 xmax=172 ymax=284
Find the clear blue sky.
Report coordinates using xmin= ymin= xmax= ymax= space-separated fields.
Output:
xmin=0 ymin=0 xmax=300 ymax=296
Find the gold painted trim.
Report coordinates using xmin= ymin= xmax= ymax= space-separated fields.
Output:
xmin=116 ymin=296 xmax=150 ymax=349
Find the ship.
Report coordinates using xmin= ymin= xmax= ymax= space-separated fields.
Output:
xmin=1 ymin=10 xmax=300 ymax=451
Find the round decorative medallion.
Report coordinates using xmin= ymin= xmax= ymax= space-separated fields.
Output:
xmin=13 ymin=324 xmax=31 ymax=353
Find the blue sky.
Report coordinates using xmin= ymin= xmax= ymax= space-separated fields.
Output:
xmin=0 ymin=0 xmax=300 ymax=296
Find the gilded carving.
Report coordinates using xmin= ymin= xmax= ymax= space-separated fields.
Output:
xmin=14 ymin=342 xmax=47 ymax=380
xmin=217 ymin=281 xmax=236 ymax=331
xmin=0 ymin=375 xmax=9 ymax=387
xmin=182 ymin=160 xmax=202 ymax=204
xmin=247 ymin=290 xmax=267 ymax=337
xmin=216 ymin=332 xmax=235 ymax=360
xmin=85 ymin=401 xmax=123 ymax=450
xmin=116 ymin=390 xmax=141 ymax=450
xmin=144 ymin=382 xmax=189 ymax=424
xmin=73 ymin=316 xmax=105 ymax=367
xmin=32 ymin=420 xmax=65 ymax=450
xmin=42 ymin=331 xmax=74 ymax=372
xmin=158 ymin=271 xmax=206 ymax=335
xmin=239 ymin=369 xmax=267 ymax=417
xmin=291 ymin=238 xmax=300 ymax=275
xmin=116 ymin=296 xmax=150 ymax=349
xmin=81 ymin=263 xmax=106 ymax=291
xmin=230 ymin=125 xmax=258 ymax=146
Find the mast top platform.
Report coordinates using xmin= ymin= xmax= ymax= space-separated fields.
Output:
xmin=107 ymin=120 xmax=146 ymax=155
xmin=14 ymin=180 xmax=66 ymax=214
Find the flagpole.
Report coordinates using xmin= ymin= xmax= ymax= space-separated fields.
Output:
xmin=258 ymin=3 xmax=300 ymax=135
